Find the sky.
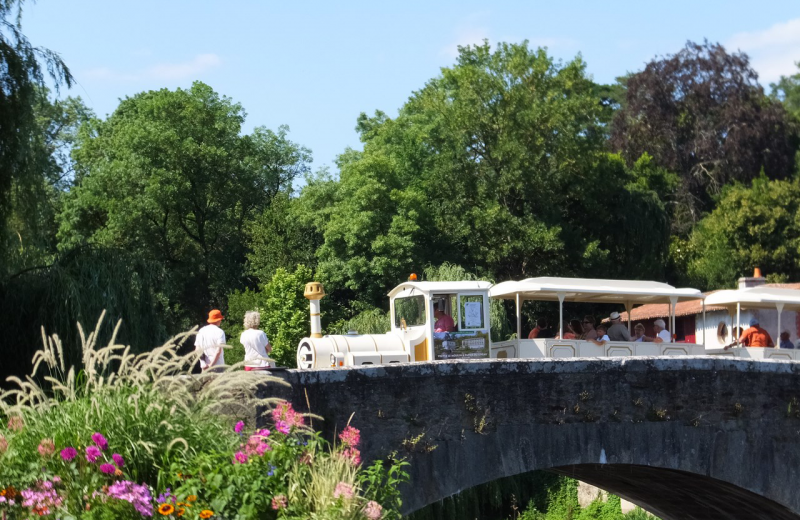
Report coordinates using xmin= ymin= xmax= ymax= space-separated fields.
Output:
xmin=23 ymin=1 xmax=800 ymax=173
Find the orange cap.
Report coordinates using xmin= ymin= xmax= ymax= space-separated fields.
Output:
xmin=207 ymin=309 xmax=224 ymax=323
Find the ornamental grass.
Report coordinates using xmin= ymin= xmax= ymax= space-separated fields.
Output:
xmin=0 ymin=312 xmax=407 ymax=519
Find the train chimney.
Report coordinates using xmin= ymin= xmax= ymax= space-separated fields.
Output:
xmin=304 ymin=282 xmax=326 ymax=338
xmin=738 ymin=268 xmax=766 ymax=290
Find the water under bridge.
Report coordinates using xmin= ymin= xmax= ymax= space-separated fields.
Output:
xmin=260 ymin=357 xmax=800 ymax=520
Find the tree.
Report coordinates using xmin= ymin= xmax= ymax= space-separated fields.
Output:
xmin=611 ymin=41 xmax=798 ymax=233
xmin=0 ymin=1 xmax=73 ymax=265
xmin=688 ymin=175 xmax=800 ymax=290
xmin=771 ymin=62 xmax=800 ymax=120
xmin=303 ymin=42 xmax=671 ymax=308
xmin=59 ymin=82 xmax=311 ymax=325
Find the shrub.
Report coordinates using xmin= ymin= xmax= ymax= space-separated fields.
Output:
xmin=0 ymin=313 xmax=408 ymax=519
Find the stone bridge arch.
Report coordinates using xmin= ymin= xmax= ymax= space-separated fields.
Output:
xmin=265 ymin=358 xmax=800 ymax=519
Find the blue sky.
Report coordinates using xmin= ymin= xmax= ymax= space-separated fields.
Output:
xmin=24 ymin=1 xmax=800 ymax=173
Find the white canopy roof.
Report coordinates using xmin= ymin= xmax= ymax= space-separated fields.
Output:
xmin=388 ymin=281 xmax=492 ymax=299
xmin=704 ymin=286 xmax=800 ymax=311
xmin=489 ymin=276 xmax=703 ymax=304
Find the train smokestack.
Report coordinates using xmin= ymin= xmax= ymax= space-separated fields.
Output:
xmin=304 ymin=282 xmax=325 ymax=338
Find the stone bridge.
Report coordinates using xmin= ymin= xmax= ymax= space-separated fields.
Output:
xmin=262 ymin=357 xmax=800 ymax=520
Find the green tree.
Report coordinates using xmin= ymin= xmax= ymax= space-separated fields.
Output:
xmin=59 ymin=82 xmax=311 ymax=325
xmin=611 ymin=41 xmax=798 ymax=233
xmin=771 ymin=62 xmax=800 ymax=120
xmin=303 ymin=42 xmax=671 ymax=309
xmin=0 ymin=0 xmax=73 ymax=269
xmin=688 ymin=175 xmax=800 ymax=290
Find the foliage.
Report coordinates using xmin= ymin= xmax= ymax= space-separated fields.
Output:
xmin=611 ymin=40 xmax=798 ymax=233
xmin=0 ymin=315 xmax=408 ymax=519
xmin=0 ymin=0 xmax=73 ymax=262
xmin=332 ymin=308 xmax=391 ymax=335
xmin=771 ymin=61 xmax=800 ymax=120
xmin=302 ymin=42 xmax=672 ymax=310
xmin=687 ymin=175 xmax=800 ymax=290
xmin=58 ymin=82 xmax=311 ymax=326
xmin=0 ymin=247 xmax=167 ymax=384
xmin=246 ymin=191 xmax=321 ymax=285
xmin=226 ymin=265 xmax=314 ymax=368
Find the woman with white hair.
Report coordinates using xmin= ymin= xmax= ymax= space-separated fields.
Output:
xmin=240 ymin=311 xmax=272 ymax=371
xmin=652 ymin=319 xmax=671 ymax=343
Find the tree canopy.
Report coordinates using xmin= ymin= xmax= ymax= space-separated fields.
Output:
xmin=58 ymin=82 xmax=311 ymax=324
xmin=611 ymin=41 xmax=798 ymax=233
xmin=302 ymin=42 xmax=673 ymax=307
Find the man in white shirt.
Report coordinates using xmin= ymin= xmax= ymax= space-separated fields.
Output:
xmin=195 ymin=309 xmax=226 ymax=370
xmin=652 ymin=319 xmax=671 ymax=343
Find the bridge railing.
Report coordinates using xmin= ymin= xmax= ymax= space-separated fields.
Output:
xmin=490 ymin=338 xmax=704 ymax=359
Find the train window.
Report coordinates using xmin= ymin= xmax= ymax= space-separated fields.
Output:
xmin=459 ymin=295 xmax=485 ymax=330
xmin=395 ymin=296 xmax=426 ymax=327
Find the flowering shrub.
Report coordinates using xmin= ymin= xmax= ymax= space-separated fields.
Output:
xmin=0 ymin=315 xmax=408 ymax=519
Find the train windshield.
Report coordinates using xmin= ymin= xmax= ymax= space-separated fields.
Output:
xmin=394 ymin=295 xmax=426 ymax=327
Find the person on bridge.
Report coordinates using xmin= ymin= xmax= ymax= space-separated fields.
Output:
xmin=779 ymin=331 xmax=795 ymax=349
xmin=607 ymin=312 xmax=631 ymax=341
xmin=195 ymin=309 xmax=226 ymax=371
xmin=728 ymin=318 xmax=774 ymax=349
xmin=241 ymin=311 xmax=272 ymax=370
xmin=433 ymin=307 xmax=455 ymax=333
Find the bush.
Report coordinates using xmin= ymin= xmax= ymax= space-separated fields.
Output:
xmin=0 ymin=313 xmax=408 ymax=519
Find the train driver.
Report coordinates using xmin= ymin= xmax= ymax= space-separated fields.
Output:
xmin=434 ymin=307 xmax=456 ymax=333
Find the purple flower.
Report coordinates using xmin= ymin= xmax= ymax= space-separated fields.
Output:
xmin=60 ymin=447 xmax=77 ymax=461
xmin=91 ymin=432 xmax=109 ymax=451
xmin=257 ymin=428 xmax=271 ymax=437
xmin=112 ymin=453 xmax=125 ymax=468
xmin=234 ymin=420 xmax=245 ymax=433
xmin=107 ymin=481 xmax=153 ymax=516
xmin=99 ymin=463 xmax=116 ymax=474
xmin=85 ymin=445 xmax=102 ymax=463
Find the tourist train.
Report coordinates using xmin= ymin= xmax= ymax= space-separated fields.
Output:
xmin=296 ymin=272 xmax=800 ymax=369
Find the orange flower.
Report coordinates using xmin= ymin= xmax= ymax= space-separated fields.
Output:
xmin=199 ymin=510 xmax=214 ymax=519
xmin=158 ymin=503 xmax=175 ymax=515
xmin=176 ymin=507 xmax=186 ymax=517
xmin=186 ymin=495 xmax=197 ymax=502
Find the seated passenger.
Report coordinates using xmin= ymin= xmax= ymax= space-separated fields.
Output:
xmin=566 ymin=319 xmax=583 ymax=340
xmin=632 ymin=323 xmax=646 ymax=342
xmin=555 ymin=320 xmax=575 ymax=339
xmin=779 ymin=331 xmax=794 ymax=349
xmin=607 ymin=311 xmax=631 ymax=341
xmin=726 ymin=318 xmax=773 ymax=349
xmin=433 ymin=308 xmax=455 ymax=333
xmin=581 ymin=315 xmax=598 ymax=340
xmin=589 ymin=324 xmax=610 ymax=345
xmin=528 ymin=318 xmax=553 ymax=339
xmin=652 ymin=319 xmax=671 ymax=343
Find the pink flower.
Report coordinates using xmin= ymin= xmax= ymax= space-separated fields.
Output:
xmin=271 ymin=494 xmax=287 ymax=510
xmin=37 ymin=438 xmax=55 ymax=458
xmin=339 ymin=426 xmax=361 ymax=448
xmin=60 ymin=447 xmax=77 ymax=461
xmin=363 ymin=500 xmax=383 ymax=519
xmin=234 ymin=420 xmax=245 ymax=433
xmin=256 ymin=442 xmax=271 ymax=456
xmin=85 ymin=445 xmax=102 ymax=463
xmin=99 ymin=463 xmax=116 ymax=475
xmin=112 ymin=453 xmax=125 ymax=468
xmin=7 ymin=416 xmax=23 ymax=432
xmin=0 ymin=435 xmax=8 ymax=454
xmin=232 ymin=451 xmax=248 ymax=464
xmin=342 ymin=447 xmax=361 ymax=465
xmin=257 ymin=428 xmax=271 ymax=437
xmin=271 ymin=401 xmax=304 ymax=430
xmin=333 ymin=481 xmax=354 ymax=500
xmin=91 ymin=432 xmax=108 ymax=451
xmin=275 ymin=420 xmax=291 ymax=435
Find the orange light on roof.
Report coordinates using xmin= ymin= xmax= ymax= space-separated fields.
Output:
xmin=409 ymin=273 xmax=418 ymax=281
